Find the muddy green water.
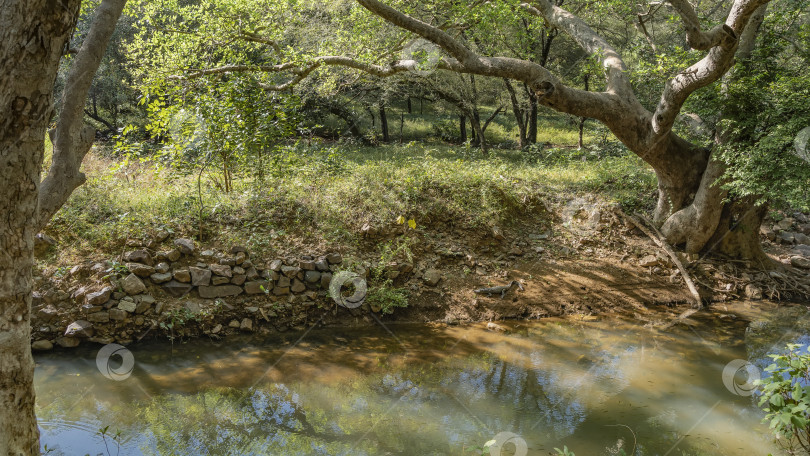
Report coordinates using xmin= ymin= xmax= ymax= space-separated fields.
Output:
xmin=34 ymin=307 xmax=807 ymax=455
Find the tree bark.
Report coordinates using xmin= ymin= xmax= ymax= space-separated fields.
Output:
xmin=1 ymin=1 xmax=126 ymax=453
xmin=379 ymin=105 xmax=389 ymax=142
xmin=505 ymin=79 xmax=527 ymax=148
xmin=459 ymin=115 xmax=467 ymax=143
xmin=39 ymin=0 xmax=127 ymax=231
xmin=1 ymin=1 xmax=82 ymax=454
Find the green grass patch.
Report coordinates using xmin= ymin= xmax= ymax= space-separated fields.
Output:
xmin=44 ymin=140 xmax=655 ymax=266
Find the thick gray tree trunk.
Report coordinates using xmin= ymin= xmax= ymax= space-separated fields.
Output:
xmin=0 ymin=0 xmax=126 ymax=453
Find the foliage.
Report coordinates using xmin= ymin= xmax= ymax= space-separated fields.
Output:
xmin=365 ymin=239 xmax=412 ymax=315
xmin=756 ymin=344 xmax=810 ymax=454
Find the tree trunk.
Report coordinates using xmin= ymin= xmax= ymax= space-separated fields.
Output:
xmin=1 ymin=1 xmax=126 ymax=452
xmin=379 ymin=105 xmax=389 ymax=142
xmin=469 ymin=111 xmax=488 ymax=156
xmin=578 ymin=75 xmax=590 ymax=149
xmin=406 ymin=97 xmax=412 ymax=113
xmin=505 ymin=79 xmax=527 ymax=149
xmin=459 ymin=115 xmax=467 ymax=143
xmin=0 ymin=1 xmax=83 ymax=454
xmin=524 ymin=85 xmax=538 ymax=144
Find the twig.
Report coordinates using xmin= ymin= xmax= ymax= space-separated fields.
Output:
xmin=618 ymin=209 xmax=703 ymax=307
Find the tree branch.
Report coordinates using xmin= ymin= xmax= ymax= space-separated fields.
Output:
xmin=38 ymin=0 xmax=127 ymax=230
xmin=521 ymin=0 xmax=633 ymax=97
xmin=651 ymin=0 xmax=771 ymax=137
xmin=668 ymin=0 xmax=737 ymax=50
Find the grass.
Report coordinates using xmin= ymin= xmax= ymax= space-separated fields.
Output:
xmin=41 ymin=134 xmax=656 ymax=268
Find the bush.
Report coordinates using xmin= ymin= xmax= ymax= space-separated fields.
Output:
xmin=756 ymin=344 xmax=810 ymax=454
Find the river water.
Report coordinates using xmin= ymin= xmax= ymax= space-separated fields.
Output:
xmin=35 ymin=305 xmax=807 ymax=455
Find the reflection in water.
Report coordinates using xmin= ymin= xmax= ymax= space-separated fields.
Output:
xmin=34 ymin=312 xmax=793 ymax=455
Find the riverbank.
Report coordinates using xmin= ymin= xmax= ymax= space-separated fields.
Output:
xmin=30 ymin=145 xmax=810 ymax=350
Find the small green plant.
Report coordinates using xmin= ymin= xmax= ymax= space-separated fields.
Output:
xmin=756 ymin=344 xmax=810 ymax=454
xmin=554 ymin=446 xmax=575 ymax=456
xmin=365 ymin=240 xmax=411 ymax=314
xmin=97 ymin=425 xmax=122 ymax=456
xmin=159 ymin=307 xmax=196 ymax=331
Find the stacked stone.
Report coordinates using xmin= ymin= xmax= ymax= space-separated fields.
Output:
xmin=38 ymin=238 xmax=347 ymax=349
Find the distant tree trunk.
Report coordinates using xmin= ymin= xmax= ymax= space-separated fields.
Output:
xmin=505 ymin=79 xmax=528 ymax=148
xmin=469 ymin=111 xmax=489 ymax=156
xmin=366 ymin=105 xmax=375 ymax=127
xmin=1 ymin=0 xmax=127 ymax=453
xmin=459 ymin=115 xmax=467 ymax=143
xmin=578 ymin=74 xmax=590 ymax=149
xmin=379 ymin=105 xmax=389 ymax=142
xmin=524 ymin=84 xmax=538 ymax=144
xmin=406 ymin=97 xmax=412 ymax=113
xmin=399 ymin=113 xmax=404 ymax=143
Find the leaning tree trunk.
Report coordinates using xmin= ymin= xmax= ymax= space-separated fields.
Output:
xmin=1 ymin=0 xmax=127 ymax=453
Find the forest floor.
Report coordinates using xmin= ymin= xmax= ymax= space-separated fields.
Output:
xmin=30 ymin=141 xmax=810 ymax=350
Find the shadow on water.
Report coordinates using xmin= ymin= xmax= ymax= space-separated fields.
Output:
xmin=34 ymin=305 xmax=807 ymax=455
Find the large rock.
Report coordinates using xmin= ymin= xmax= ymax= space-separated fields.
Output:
xmin=110 ymin=308 xmax=128 ymax=321
xmin=127 ymin=263 xmax=155 ymax=277
xmin=326 ymin=253 xmax=343 ymax=264
xmin=198 ymin=285 xmax=243 ymax=298
xmin=118 ymin=300 xmax=138 ymax=313
xmin=64 ymin=320 xmax=94 ymax=338
xmin=269 ymin=259 xmax=283 ymax=271
xmin=121 ymin=274 xmax=147 ymax=295
xmin=85 ymin=287 xmax=113 ymax=306
xmin=320 ymin=272 xmax=332 ymax=289
xmin=162 ymin=280 xmax=192 ymax=297
xmin=123 ymin=249 xmax=153 ymax=266
xmin=36 ymin=304 xmax=59 ymax=322
xmin=155 ymin=262 xmax=171 ymax=274
xmin=304 ymin=270 xmax=321 ymax=284
xmin=272 ymin=287 xmax=290 ymax=296
xmin=55 ymin=337 xmax=80 ymax=348
xmin=32 ymin=340 xmax=54 ymax=351
xmin=174 ymin=238 xmax=195 ymax=255
xmin=240 ymin=318 xmax=253 ymax=332
xmin=210 ymin=264 xmax=233 ymax=278
xmin=277 ymin=276 xmax=291 ymax=288
xmin=244 ymin=281 xmax=271 ymax=294
xmin=212 ymin=276 xmax=230 ymax=285
xmin=791 ymin=256 xmax=810 ymax=269
xmin=281 ymin=265 xmax=301 ymax=278
xmin=173 ymin=269 xmax=191 ymax=283
xmin=423 ymin=269 xmax=442 ymax=287
xmin=150 ymin=272 xmax=172 ymax=284
xmin=793 ymin=244 xmax=810 ymax=257
xmin=87 ymin=311 xmax=110 ymax=323
xmin=291 ymin=279 xmax=306 ymax=293
xmin=231 ymin=274 xmax=247 ymax=286
xmin=189 ymin=267 xmax=211 ymax=287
